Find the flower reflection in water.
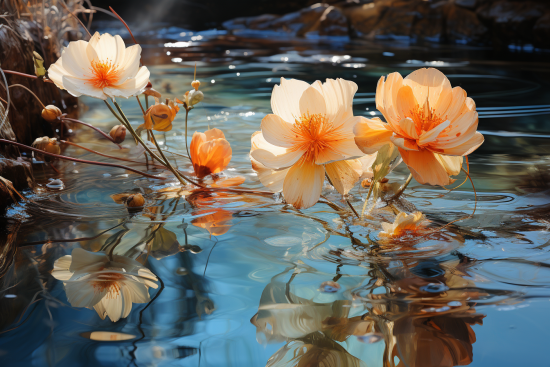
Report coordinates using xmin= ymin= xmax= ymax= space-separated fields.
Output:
xmin=51 ymin=248 xmax=159 ymax=322
xmin=252 ymin=256 xmax=485 ymax=367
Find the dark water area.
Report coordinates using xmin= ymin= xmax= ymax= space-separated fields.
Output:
xmin=2 ymin=24 xmax=550 ymax=367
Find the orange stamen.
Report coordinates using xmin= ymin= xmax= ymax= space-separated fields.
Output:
xmin=87 ymin=60 xmax=120 ymax=89
xmin=289 ymin=113 xmax=345 ymax=162
xmin=409 ymin=105 xmax=447 ymax=137
xmin=92 ymin=272 xmax=125 ymax=297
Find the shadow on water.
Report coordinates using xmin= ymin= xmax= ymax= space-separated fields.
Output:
xmin=2 ymin=24 xmax=550 ymax=367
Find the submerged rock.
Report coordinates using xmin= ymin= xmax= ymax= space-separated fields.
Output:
xmin=445 ymin=3 xmax=489 ymax=45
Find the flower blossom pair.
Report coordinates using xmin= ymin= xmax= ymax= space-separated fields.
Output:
xmin=252 ymin=68 xmax=484 ymax=209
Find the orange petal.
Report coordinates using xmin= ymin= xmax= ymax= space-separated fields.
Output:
xmin=283 ymin=157 xmax=325 ymax=209
xmin=400 ymin=148 xmax=453 ymax=186
xmin=325 ymin=159 xmax=361 ymax=195
xmin=353 ymin=117 xmax=393 ymax=154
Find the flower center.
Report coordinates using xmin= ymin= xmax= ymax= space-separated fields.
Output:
xmin=409 ymin=104 xmax=446 ymax=137
xmin=290 ymin=113 xmax=341 ymax=162
xmin=87 ymin=60 xmax=120 ymax=89
xmin=92 ymin=272 xmax=125 ymax=297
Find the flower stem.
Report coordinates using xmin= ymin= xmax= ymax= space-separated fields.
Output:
xmin=136 ymin=96 xmax=146 ymax=115
xmin=150 ymin=132 xmax=203 ymax=187
xmin=111 ymin=100 xmax=167 ymax=164
xmin=0 ymin=139 xmax=164 ymax=179
xmin=360 ymin=183 xmax=375 ymax=219
xmin=8 ymin=84 xmax=45 ymax=109
xmin=389 ymin=173 xmax=413 ymax=202
xmin=62 ymin=117 xmax=122 ymax=148
xmin=60 ymin=140 xmax=162 ymax=167
xmin=184 ymin=109 xmax=191 ymax=159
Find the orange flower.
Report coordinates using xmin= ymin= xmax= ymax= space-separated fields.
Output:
xmin=190 ymin=128 xmax=232 ymax=179
xmin=354 ymin=68 xmax=484 ymax=186
xmin=144 ymin=98 xmax=179 ymax=131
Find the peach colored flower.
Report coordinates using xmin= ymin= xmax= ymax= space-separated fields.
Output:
xmin=190 ymin=128 xmax=232 ymax=179
xmin=250 ymin=78 xmax=374 ymax=209
xmin=144 ymin=98 xmax=179 ymax=131
xmin=380 ymin=211 xmax=426 ymax=237
xmin=48 ymin=32 xmax=149 ymax=100
xmin=354 ymin=68 xmax=483 ymax=186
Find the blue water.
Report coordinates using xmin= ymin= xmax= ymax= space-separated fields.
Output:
xmin=2 ymin=26 xmax=550 ymax=366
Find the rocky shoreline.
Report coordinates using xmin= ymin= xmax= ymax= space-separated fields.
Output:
xmin=222 ymin=0 xmax=550 ymax=49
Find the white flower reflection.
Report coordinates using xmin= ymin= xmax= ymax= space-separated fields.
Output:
xmin=51 ymin=248 xmax=159 ymax=322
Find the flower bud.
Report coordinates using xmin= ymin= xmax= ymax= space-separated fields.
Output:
xmin=125 ymin=193 xmax=145 ymax=208
xmin=191 ymin=80 xmax=200 ymax=91
xmin=187 ymin=90 xmax=204 ymax=108
xmin=32 ymin=136 xmax=60 ymax=162
xmin=109 ymin=125 xmax=127 ymax=144
xmin=33 ymin=51 xmax=46 ymax=77
xmin=41 ymin=105 xmax=62 ymax=123
xmin=143 ymin=82 xmax=162 ymax=99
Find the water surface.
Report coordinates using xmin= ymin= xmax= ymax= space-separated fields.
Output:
xmin=2 ymin=28 xmax=550 ymax=366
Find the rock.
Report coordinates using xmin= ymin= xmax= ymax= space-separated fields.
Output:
xmin=412 ymin=1 xmax=446 ymax=43
xmin=345 ymin=3 xmax=381 ymax=35
xmin=445 ymin=3 xmax=488 ymax=44
xmin=224 ymin=4 xmax=349 ymax=37
xmin=0 ymin=157 xmax=34 ymax=209
xmin=477 ymin=1 xmax=546 ymax=45
xmin=318 ymin=6 xmax=349 ymax=36
xmin=367 ymin=1 xmax=419 ymax=40
xmin=533 ymin=12 xmax=550 ymax=48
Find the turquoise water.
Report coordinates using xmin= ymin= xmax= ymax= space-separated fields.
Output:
xmin=2 ymin=29 xmax=550 ymax=366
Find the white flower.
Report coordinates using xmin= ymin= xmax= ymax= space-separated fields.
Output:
xmin=51 ymin=248 xmax=158 ymax=322
xmin=48 ymin=32 xmax=150 ymax=100
xmin=250 ymin=78 xmax=376 ymax=208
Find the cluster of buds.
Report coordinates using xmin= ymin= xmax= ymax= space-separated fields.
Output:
xmin=109 ymin=125 xmax=127 ymax=144
xmin=32 ymin=136 xmax=60 ymax=162
xmin=41 ymin=105 xmax=63 ymax=123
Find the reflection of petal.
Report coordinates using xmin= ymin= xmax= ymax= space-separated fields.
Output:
xmin=192 ymin=209 xmax=233 ymax=236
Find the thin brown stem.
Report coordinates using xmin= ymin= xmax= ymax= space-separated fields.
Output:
xmin=62 ymin=117 xmax=122 ymax=148
xmin=184 ymin=109 xmax=191 ymax=158
xmin=150 ymin=132 xmax=203 ymax=187
xmin=389 ymin=173 xmax=413 ymax=202
xmin=2 ymin=70 xmax=37 ymax=79
xmin=109 ymin=6 xmax=138 ymax=45
xmin=60 ymin=140 xmax=162 ymax=167
xmin=136 ymin=96 xmax=146 ymax=115
xmin=0 ymin=139 xmax=163 ymax=180
xmin=8 ymin=84 xmax=45 ymax=108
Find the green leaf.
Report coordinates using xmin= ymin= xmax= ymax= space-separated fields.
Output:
xmin=150 ymin=227 xmax=180 ymax=260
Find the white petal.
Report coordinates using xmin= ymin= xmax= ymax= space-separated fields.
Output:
xmin=91 ymin=33 xmax=126 ymax=65
xmin=60 ymin=40 xmax=93 ymax=79
xmin=62 ymin=75 xmax=108 ymax=100
xmin=251 ymin=147 xmax=304 ymax=170
xmin=69 ymin=248 xmax=108 ymax=273
xmin=116 ymin=44 xmax=142 ymax=82
xmin=271 ymin=78 xmax=310 ymax=122
xmin=318 ymin=78 xmax=357 ymax=123
xmin=64 ymin=280 xmax=106 ymax=308
xmin=325 ymin=160 xmax=361 ymax=195
xmin=261 ymin=114 xmax=296 ymax=148
xmin=299 ymin=86 xmax=326 ymax=116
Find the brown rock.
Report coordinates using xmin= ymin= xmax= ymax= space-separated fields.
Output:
xmin=368 ymin=2 xmax=418 ymax=40
xmin=318 ymin=6 xmax=349 ymax=36
xmin=345 ymin=3 xmax=382 ymax=35
xmin=533 ymin=12 xmax=550 ymax=48
xmin=412 ymin=1 xmax=446 ymax=43
xmin=446 ymin=4 xmax=488 ymax=44
xmin=454 ymin=0 xmax=478 ymax=9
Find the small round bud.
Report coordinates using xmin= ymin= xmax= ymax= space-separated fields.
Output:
xmin=41 ymin=105 xmax=62 ymax=123
xmin=125 ymin=193 xmax=145 ymax=208
xmin=32 ymin=136 xmax=60 ymax=162
xmin=109 ymin=125 xmax=127 ymax=144
xmin=191 ymin=80 xmax=200 ymax=91
xmin=187 ymin=90 xmax=204 ymax=107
